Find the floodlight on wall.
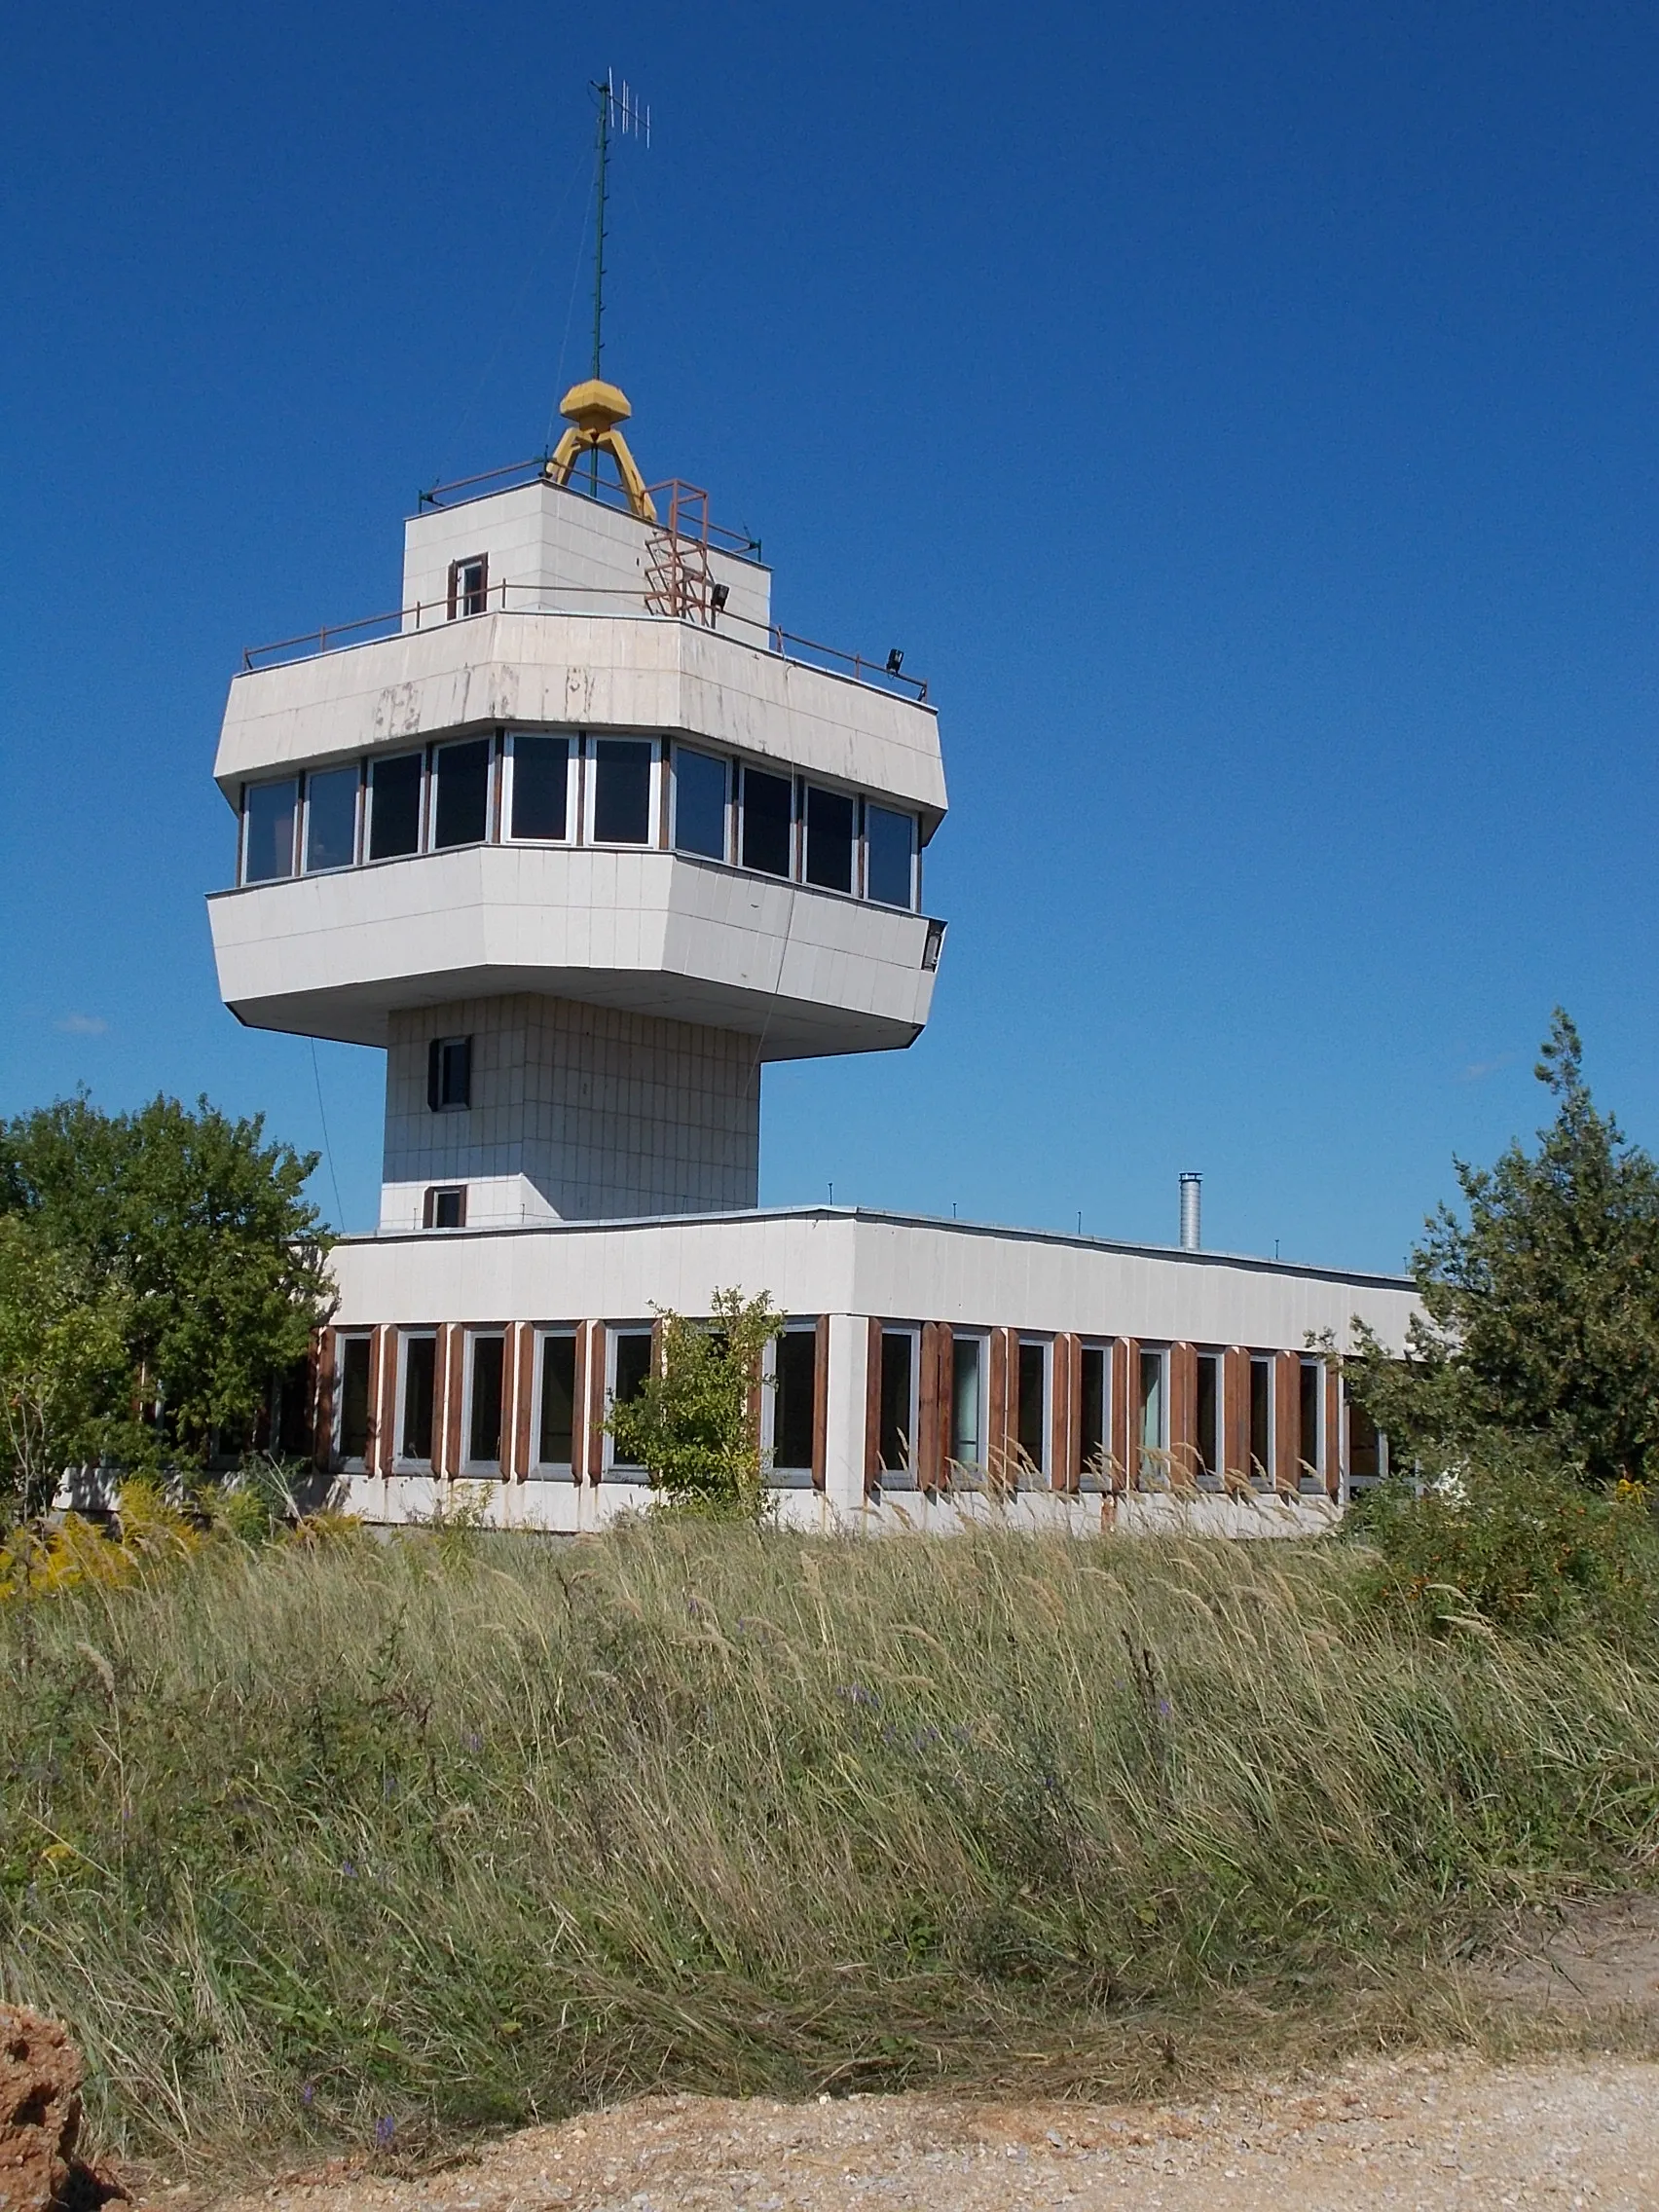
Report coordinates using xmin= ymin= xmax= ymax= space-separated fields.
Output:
xmin=711 ymin=582 xmax=730 ymax=615
xmin=885 ymin=648 xmax=904 ymax=676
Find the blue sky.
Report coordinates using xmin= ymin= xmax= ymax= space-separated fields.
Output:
xmin=3 ymin=0 xmax=1655 ymax=1272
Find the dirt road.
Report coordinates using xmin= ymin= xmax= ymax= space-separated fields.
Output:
xmin=197 ymin=2052 xmax=1659 ymax=2212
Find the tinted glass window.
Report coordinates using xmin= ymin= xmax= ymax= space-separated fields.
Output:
xmin=537 ymin=1333 xmax=576 ymax=1467
xmin=433 ymin=738 xmax=491 ymax=849
xmin=1017 ymin=1342 xmax=1047 ymax=1470
xmin=338 ymin=1337 xmax=371 ymax=1462
xmin=773 ymin=1329 xmax=817 ymax=1472
xmin=592 ymin=739 xmax=652 ymax=843
xmin=866 ymin=804 xmax=915 ymax=907
xmin=305 ymin=766 xmax=358 ymax=872
xmin=674 ymin=748 xmax=727 ymax=859
xmin=1250 ymin=1356 xmax=1272 ymax=1479
xmin=610 ymin=1330 xmax=653 ymax=1467
xmin=1196 ymin=1353 xmax=1221 ymax=1478
xmin=401 ymin=1336 xmax=436 ymax=1462
xmin=511 ymin=735 xmax=569 ymax=840
xmin=369 ymin=753 xmax=424 ymax=860
xmin=1080 ymin=1346 xmax=1106 ymax=1472
xmin=804 ymin=786 xmax=855 ymax=892
xmin=878 ymin=1330 xmax=913 ymax=1475
xmin=1299 ymin=1361 xmax=1322 ymax=1477
xmin=243 ymin=780 xmax=297 ymax=883
xmin=742 ymin=767 xmax=793 ymax=877
xmin=468 ymin=1336 xmax=504 ymax=1466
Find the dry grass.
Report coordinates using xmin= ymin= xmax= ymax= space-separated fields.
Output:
xmin=2 ymin=1519 xmax=1657 ymax=2164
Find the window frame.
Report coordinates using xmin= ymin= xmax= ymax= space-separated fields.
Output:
xmin=426 ymin=1036 xmax=472 ymax=1115
xmin=1297 ymin=1356 xmax=1326 ymax=1491
xmin=302 ymin=762 xmax=362 ymax=875
xmin=802 ymin=780 xmax=859 ymax=895
xmin=532 ymin=1326 xmax=579 ymax=1479
xmin=1248 ymin=1352 xmax=1276 ymax=1488
xmin=240 ymin=776 xmax=300 ymax=886
xmin=365 ymin=749 xmax=426 ymax=864
xmin=604 ymin=1323 xmax=655 ymax=1476
xmin=765 ymin=1320 xmax=820 ymax=1488
xmin=461 ymin=1329 xmax=507 ymax=1477
xmin=1194 ymin=1346 xmax=1224 ymax=1489
xmin=671 ymin=743 xmax=731 ymax=862
xmin=1014 ymin=1336 xmax=1051 ymax=1482
xmin=874 ymin=1323 xmax=920 ymax=1490
xmin=427 ymin=733 xmax=497 ymax=852
xmin=502 ymin=729 xmax=575 ymax=845
xmin=422 ymin=1185 xmax=466 ymax=1230
xmin=582 ymin=734 xmax=660 ymax=848
xmin=447 ymin=554 xmax=490 ymax=620
xmin=334 ymin=1332 xmax=373 ymax=1469
xmin=947 ymin=1329 xmax=988 ymax=1477
xmin=1136 ymin=1344 xmax=1169 ymax=1487
xmin=739 ymin=761 xmax=795 ymax=879
xmin=863 ymin=800 xmax=919 ymax=910
xmin=394 ymin=1329 xmax=439 ymax=1471
xmin=1079 ymin=1340 xmax=1112 ymax=1484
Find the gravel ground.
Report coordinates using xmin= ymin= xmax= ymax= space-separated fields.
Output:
xmin=179 ymin=2053 xmax=1659 ymax=2212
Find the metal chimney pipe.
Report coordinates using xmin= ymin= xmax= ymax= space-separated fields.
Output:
xmin=1179 ymin=1171 xmax=1201 ymax=1251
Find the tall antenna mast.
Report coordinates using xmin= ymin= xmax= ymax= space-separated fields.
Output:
xmin=587 ymin=72 xmax=649 ymax=494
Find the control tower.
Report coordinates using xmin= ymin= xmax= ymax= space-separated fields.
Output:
xmin=208 ymin=382 xmax=947 ymax=1232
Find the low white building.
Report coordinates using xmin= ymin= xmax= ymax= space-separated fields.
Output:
xmin=207 ymin=384 xmax=1416 ymax=1530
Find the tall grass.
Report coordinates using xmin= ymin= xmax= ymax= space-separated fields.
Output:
xmin=3 ymin=1521 xmax=1658 ymax=2161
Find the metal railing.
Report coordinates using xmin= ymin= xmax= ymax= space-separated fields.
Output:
xmin=240 ymin=580 xmax=931 ymax=702
xmin=416 ymin=457 xmax=764 ymax=562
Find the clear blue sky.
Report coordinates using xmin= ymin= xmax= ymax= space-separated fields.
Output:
xmin=3 ymin=1 xmax=1655 ymax=1272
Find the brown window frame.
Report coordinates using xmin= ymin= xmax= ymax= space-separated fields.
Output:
xmin=423 ymin=1185 xmax=467 ymax=1230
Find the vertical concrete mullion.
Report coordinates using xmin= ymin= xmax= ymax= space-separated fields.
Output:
xmin=1110 ymin=1337 xmax=1129 ymax=1493
xmin=587 ymin=1321 xmax=608 ymax=1482
xmin=374 ymin=1326 xmax=398 ymax=1477
xmin=513 ymin=1323 xmax=535 ymax=1481
xmin=864 ymin=1316 xmax=883 ymax=1496
xmin=1170 ymin=1342 xmax=1198 ymax=1488
xmin=917 ymin=1321 xmax=941 ymax=1493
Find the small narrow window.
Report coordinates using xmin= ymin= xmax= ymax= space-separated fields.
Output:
xmin=399 ymin=1333 xmax=437 ymax=1465
xmin=467 ymin=1334 xmax=505 ymax=1469
xmin=1299 ymin=1358 xmax=1324 ymax=1487
xmin=426 ymin=1037 xmax=471 ymax=1113
xmin=242 ymin=779 xmax=298 ymax=883
xmin=535 ymin=1330 xmax=577 ymax=1472
xmin=741 ymin=766 xmax=793 ymax=877
xmin=772 ymin=1325 xmax=818 ymax=1481
xmin=1080 ymin=1344 xmax=1108 ymax=1477
xmin=368 ymin=752 xmax=424 ymax=860
xmin=877 ymin=1327 xmax=916 ymax=1484
xmin=422 ymin=1185 xmax=466 ymax=1229
xmin=673 ymin=747 xmax=728 ymax=860
xmin=1016 ymin=1340 xmax=1048 ymax=1475
xmin=448 ymin=555 xmax=489 ymax=618
xmin=1249 ymin=1354 xmax=1274 ymax=1483
xmin=950 ymin=1334 xmax=985 ymax=1468
xmin=337 ymin=1335 xmax=372 ymax=1463
xmin=1196 ymin=1350 xmax=1223 ymax=1483
xmin=510 ymin=733 xmax=570 ymax=841
xmin=1137 ymin=1347 xmax=1166 ymax=1484
xmin=608 ymin=1327 xmax=654 ymax=1471
xmin=431 ymin=737 xmax=492 ymax=849
xmin=865 ymin=803 xmax=916 ymax=907
xmin=305 ymin=765 xmax=359 ymax=873
xmin=803 ymin=786 xmax=856 ymax=893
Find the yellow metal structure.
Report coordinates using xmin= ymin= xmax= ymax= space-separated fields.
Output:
xmin=544 ymin=379 xmax=657 ymax=522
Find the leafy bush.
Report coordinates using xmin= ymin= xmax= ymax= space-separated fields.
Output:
xmin=1351 ymin=1443 xmax=1659 ymax=1642
xmin=607 ymin=1287 xmax=783 ymax=1516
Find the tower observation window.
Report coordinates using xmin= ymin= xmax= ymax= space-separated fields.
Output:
xmin=368 ymin=753 xmax=424 ymax=860
xmin=242 ymin=779 xmax=298 ymax=883
xmin=448 ymin=555 xmax=489 ymax=618
xmin=741 ymin=766 xmax=793 ymax=878
xmin=510 ymin=734 xmax=569 ymax=840
xmin=804 ymin=785 xmax=856 ymax=893
xmin=432 ymin=737 xmax=492 ymax=849
xmin=427 ymin=1036 xmax=471 ymax=1112
xmin=866 ymin=804 xmax=916 ymax=908
xmin=591 ymin=739 xmax=652 ymax=844
xmin=673 ymin=747 xmax=728 ymax=860
xmin=305 ymin=765 xmax=359 ymax=872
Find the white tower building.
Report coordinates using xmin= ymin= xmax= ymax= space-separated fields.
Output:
xmin=210 ymin=381 xmax=945 ymax=1234
xmin=206 ymin=385 xmax=1416 ymax=1532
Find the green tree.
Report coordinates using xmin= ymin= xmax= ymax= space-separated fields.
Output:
xmin=0 ymin=1215 xmax=130 ymax=1527
xmin=0 ymin=1093 xmax=334 ymax=1475
xmin=607 ymin=1288 xmax=784 ymax=1517
xmin=1347 ymin=1011 xmax=1659 ymax=1484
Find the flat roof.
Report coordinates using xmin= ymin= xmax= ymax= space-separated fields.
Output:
xmin=336 ymin=1202 xmax=1413 ymax=1293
